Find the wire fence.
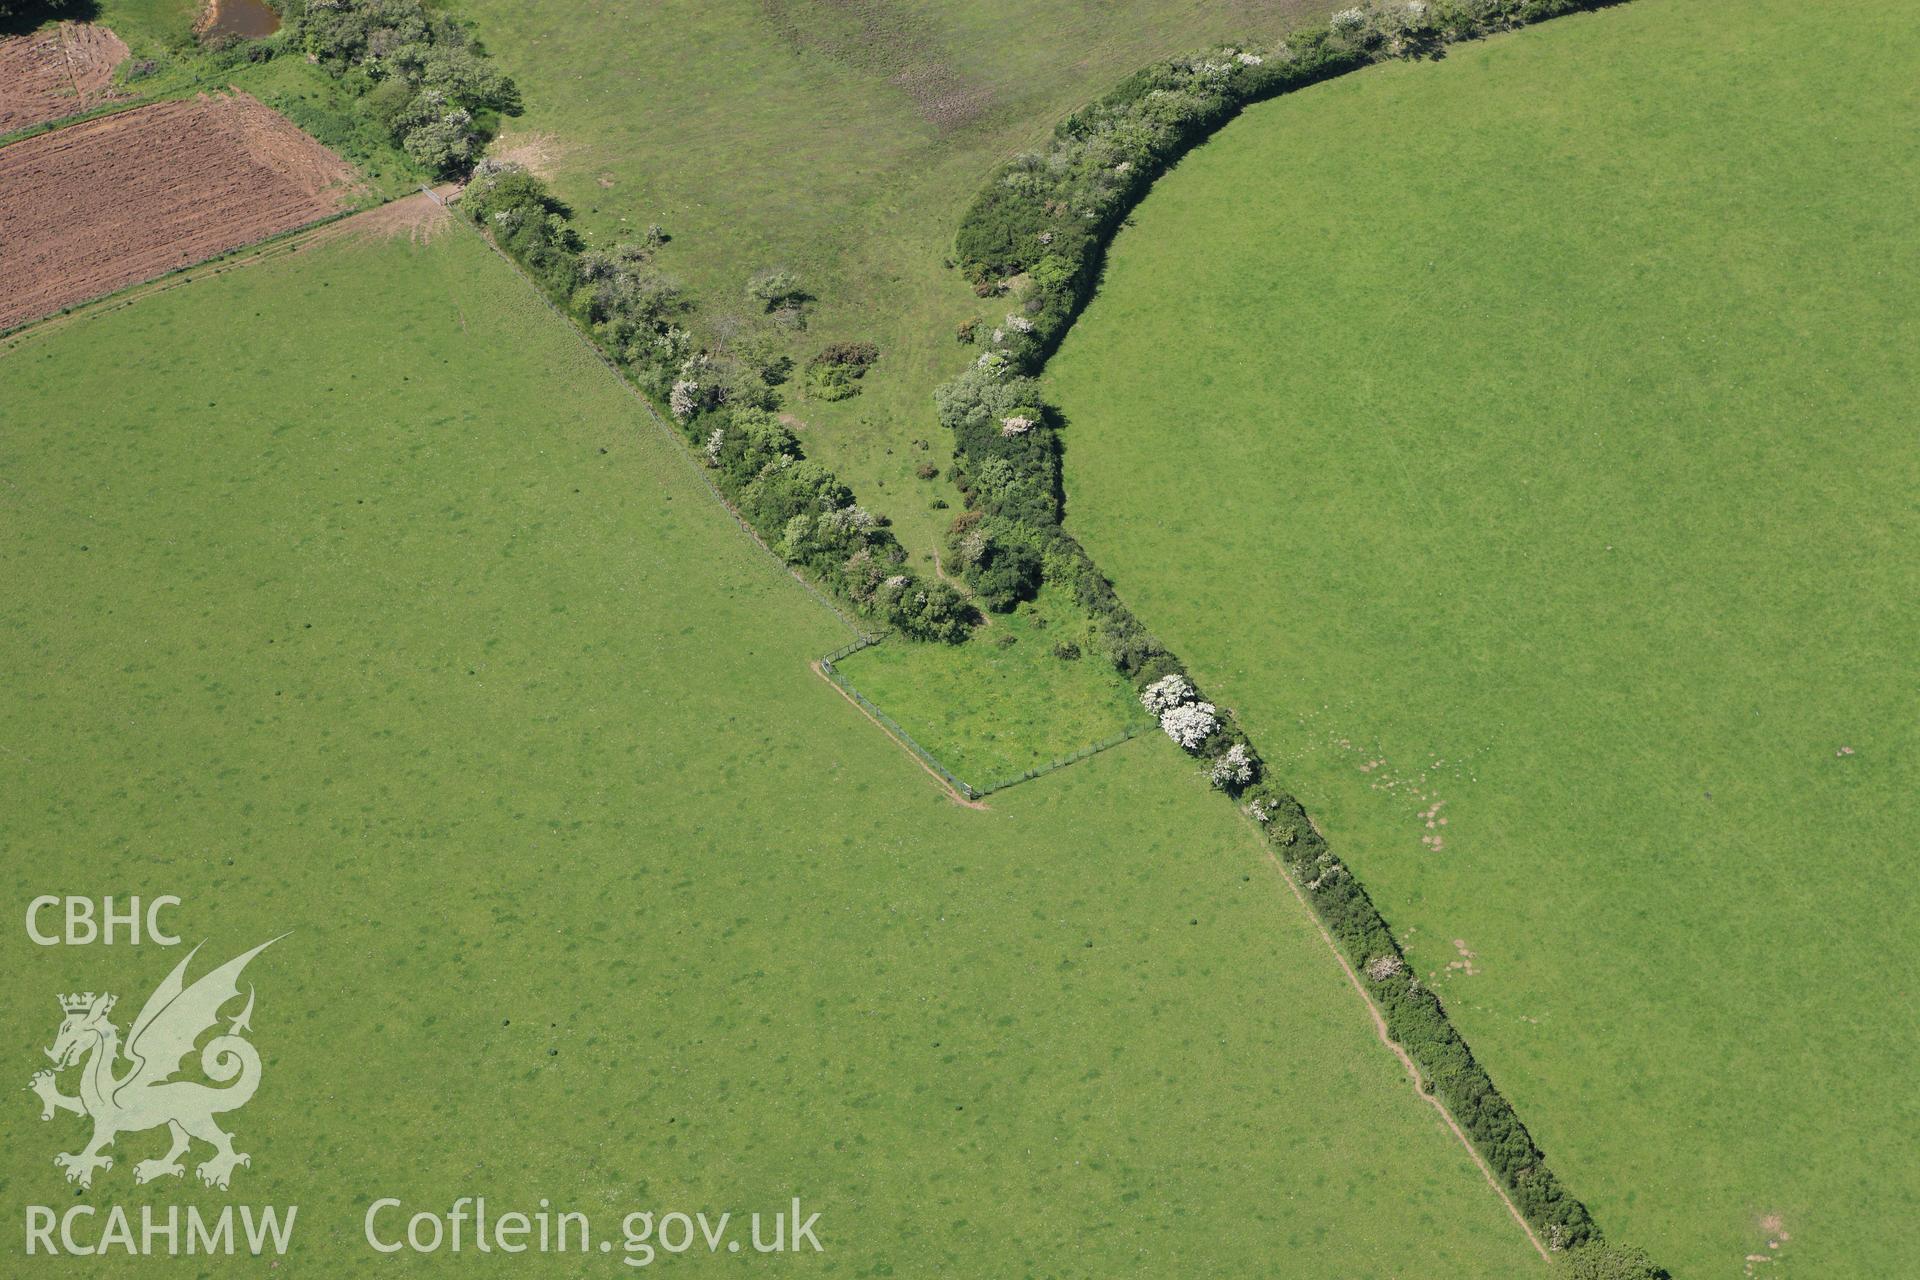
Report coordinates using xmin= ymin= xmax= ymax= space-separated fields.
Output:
xmin=817 ymin=644 xmax=979 ymax=800
xmin=970 ymin=720 xmax=1151 ymax=797
xmin=820 ymin=636 xmax=1152 ymax=801
xmin=818 ymin=633 xmax=885 ymax=665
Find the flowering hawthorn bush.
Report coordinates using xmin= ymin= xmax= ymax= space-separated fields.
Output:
xmin=1366 ymin=954 xmax=1407 ymax=982
xmin=1209 ymin=743 xmax=1255 ymax=789
xmin=669 ymin=380 xmax=701 ymax=420
xmin=1140 ymin=673 xmax=1196 ymax=714
xmin=1159 ymin=701 xmax=1218 ymax=751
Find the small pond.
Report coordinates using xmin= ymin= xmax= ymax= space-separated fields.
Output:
xmin=204 ymin=0 xmax=280 ymax=39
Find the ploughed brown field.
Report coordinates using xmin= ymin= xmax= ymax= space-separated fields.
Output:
xmin=0 ymin=91 xmax=358 ymax=330
xmin=0 ymin=22 xmax=129 ymax=136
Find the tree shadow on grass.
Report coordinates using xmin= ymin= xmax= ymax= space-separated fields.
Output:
xmin=1 ymin=1 xmax=101 ymax=38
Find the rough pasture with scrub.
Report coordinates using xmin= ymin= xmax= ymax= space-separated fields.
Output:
xmin=0 ymin=224 xmax=1545 ymax=1275
xmin=1046 ymin=1 xmax=1920 ymax=1275
xmin=439 ymin=0 xmax=1339 ymax=562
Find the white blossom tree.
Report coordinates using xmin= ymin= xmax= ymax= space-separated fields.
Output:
xmin=670 ymin=380 xmax=701 ymax=420
xmin=1160 ymin=701 xmax=1217 ymax=751
xmin=1365 ymin=954 xmax=1406 ymax=982
xmin=1208 ymin=743 xmax=1255 ymax=789
xmin=1140 ymin=673 xmax=1196 ymax=715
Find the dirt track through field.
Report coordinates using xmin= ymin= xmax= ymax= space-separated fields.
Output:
xmin=0 ymin=91 xmax=358 ymax=330
xmin=0 ymin=22 xmax=129 ymax=135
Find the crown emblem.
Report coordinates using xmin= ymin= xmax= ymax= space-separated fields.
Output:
xmin=59 ymin=992 xmax=115 ymax=1016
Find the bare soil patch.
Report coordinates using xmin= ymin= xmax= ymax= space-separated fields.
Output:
xmin=0 ymin=91 xmax=359 ymax=330
xmin=0 ymin=22 xmax=129 ymax=136
xmin=488 ymin=129 xmax=565 ymax=180
xmin=325 ymin=185 xmax=456 ymax=245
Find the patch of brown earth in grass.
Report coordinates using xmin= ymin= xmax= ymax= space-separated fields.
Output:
xmin=1743 ymin=1214 xmax=1793 ymax=1276
xmin=330 ymin=185 xmax=456 ymax=245
xmin=488 ymin=129 xmax=567 ymax=180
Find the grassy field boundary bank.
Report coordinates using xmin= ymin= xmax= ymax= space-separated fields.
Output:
xmin=1 ymin=91 xmax=164 ymax=150
xmin=935 ymin=2 xmax=1654 ymax=1268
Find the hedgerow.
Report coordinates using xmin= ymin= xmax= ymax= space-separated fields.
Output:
xmin=934 ymin=0 xmax=1645 ymax=1261
xmin=461 ymin=163 xmax=970 ymax=643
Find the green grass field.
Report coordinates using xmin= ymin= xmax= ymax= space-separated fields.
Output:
xmin=88 ymin=0 xmax=200 ymax=47
xmin=833 ymin=584 xmax=1150 ymax=789
xmin=1046 ymin=1 xmax=1920 ymax=1275
xmin=441 ymin=0 xmax=1333 ymax=562
xmin=0 ymin=223 xmax=1543 ymax=1274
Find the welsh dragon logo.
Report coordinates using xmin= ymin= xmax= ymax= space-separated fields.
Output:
xmin=27 ymin=937 xmax=282 ymax=1190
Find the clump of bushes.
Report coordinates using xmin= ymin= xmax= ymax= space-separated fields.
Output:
xmin=1556 ymin=1246 xmax=1670 ymax=1280
xmin=805 ymin=341 xmax=880 ymax=401
xmin=944 ymin=512 xmax=1041 ymax=613
xmin=575 ymin=241 xmax=690 ymax=372
xmin=288 ymin=0 xmax=520 ymax=177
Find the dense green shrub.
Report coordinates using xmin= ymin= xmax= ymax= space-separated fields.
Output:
xmin=287 ymin=0 xmax=519 ymax=177
xmin=1555 ymin=1245 xmax=1671 ymax=1280
xmin=745 ymin=268 xmax=811 ymax=329
xmin=944 ymin=513 xmax=1042 ymax=612
xmin=746 ymin=268 xmax=809 ymax=310
xmin=804 ymin=341 xmax=879 ymax=401
xmin=462 ymin=161 xmax=581 ymax=294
